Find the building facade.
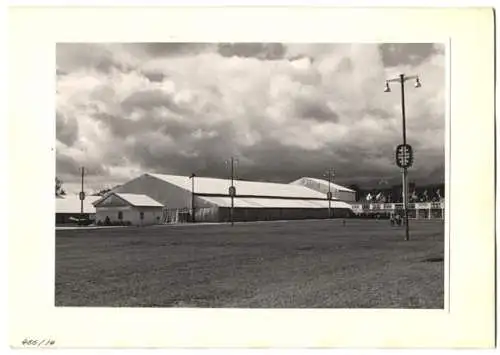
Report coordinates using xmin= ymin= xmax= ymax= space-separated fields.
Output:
xmin=102 ymin=173 xmax=355 ymax=224
xmin=55 ymin=195 xmax=99 ymax=224
xmin=93 ymin=193 xmax=164 ymax=226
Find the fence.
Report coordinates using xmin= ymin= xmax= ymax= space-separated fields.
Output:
xmin=351 ymin=202 xmax=445 ymax=219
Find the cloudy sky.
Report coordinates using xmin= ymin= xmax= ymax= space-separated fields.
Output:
xmin=56 ymin=43 xmax=445 ymax=194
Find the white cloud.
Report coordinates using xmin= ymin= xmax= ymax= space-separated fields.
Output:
xmin=56 ymin=43 xmax=445 ymax=191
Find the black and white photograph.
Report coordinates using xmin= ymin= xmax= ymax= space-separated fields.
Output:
xmin=7 ymin=6 xmax=496 ymax=349
xmin=55 ymin=42 xmax=446 ymax=309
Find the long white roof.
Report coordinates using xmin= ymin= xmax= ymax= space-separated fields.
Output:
xmin=199 ymin=196 xmax=352 ymax=209
xmin=115 ymin=193 xmax=163 ymax=207
xmin=290 ymin=177 xmax=355 ymax=192
xmin=56 ymin=195 xmax=100 ymax=214
xmin=148 ymin=173 xmax=335 ymax=199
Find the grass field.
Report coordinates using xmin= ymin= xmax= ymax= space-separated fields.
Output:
xmin=55 ymin=219 xmax=444 ymax=308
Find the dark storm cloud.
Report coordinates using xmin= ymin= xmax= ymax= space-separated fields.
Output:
xmin=56 ymin=152 xmax=108 ymax=177
xmin=122 ymin=122 xmax=236 ymax=176
xmin=56 ymin=112 xmax=79 ymax=147
xmin=229 ymin=142 xmax=325 ymax=182
xmin=92 ymin=112 xmax=131 ymax=137
xmin=56 ymin=43 xmax=136 ymax=74
xmin=379 ymin=43 xmax=439 ymax=67
xmin=425 ymin=164 xmax=445 ymax=182
xmin=142 ymin=70 xmax=166 ymax=83
xmin=232 ymin=136 xmax=395 ymax=184
xmin=137 ymin=43 xmax=214 ymax=57
xmin=56 ymin=153 xmax=80 ymax=175
xmin=121 ymin=89 xmax=189 ymax=115
xmin=366 ymin=107 xmax=392 ymax=120
xmin=294 ymin=99 xmax=339 ymax=123
xmin=93 ymin=110 xmax=186 ymax=139
xmin=218 ymin=43 xmax=286 ymax=60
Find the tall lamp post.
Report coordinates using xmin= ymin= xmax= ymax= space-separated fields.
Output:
xmin=324 ymin=168 xmax=334 ymax=219
xmin=384 ymin=73 xmax=421 ymax=241
xmin=79 ymin=167 xmax=85 ymax=226
xmin=189 ymin=173 xmax=196 ymax=223
xmin=226 ymin=157 xmax=238 ymax=226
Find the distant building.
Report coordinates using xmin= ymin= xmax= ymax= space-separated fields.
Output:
xmin=55 ymin=195 xmax=100 ymax=224
xmin=93 ymin=193 xmax=163 ymax=226
xmin=289 ymin=177 xmax=356 ymax=202
xmin=94 ymin=173 xmax=354 ymax=224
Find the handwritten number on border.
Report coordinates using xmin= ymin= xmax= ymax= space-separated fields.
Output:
xmin=22 ymin=338 xmax=56 ymax=347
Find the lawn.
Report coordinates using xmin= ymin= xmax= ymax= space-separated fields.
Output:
xmin=55 ymin=219 xmax=444 ymax=308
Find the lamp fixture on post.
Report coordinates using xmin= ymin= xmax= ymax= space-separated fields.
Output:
xmin=189 ymin=173 xmax=196 ymax=223
xmin=384 ymin=73 xmax=422 ymax=241
xmin=324 ymin=168 xmax=335 ymax=219
xmin=225 ymin=157 xmax=238 ymax=226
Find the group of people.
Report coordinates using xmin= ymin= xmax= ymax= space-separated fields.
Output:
xmin=389 ymin=214 xmax=404 ymax=226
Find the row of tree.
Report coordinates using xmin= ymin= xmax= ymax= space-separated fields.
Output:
xmin=55 ymin=177 xmax=66 ymax=197
xmin=55 ymin=177 xmax=119 ymax=198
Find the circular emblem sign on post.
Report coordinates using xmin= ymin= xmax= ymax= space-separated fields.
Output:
xmin=395 ymin=144 xmax=414 ymax=168
xmin=79 ymin=191 xmax=86 ymax=201
xmin=228 ymin=186 xmax=236 ymax=197
xmin=326 ymin=191 xmax=333 ymax=200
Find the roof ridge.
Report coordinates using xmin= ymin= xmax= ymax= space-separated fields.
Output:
xmin=297 ymin=177 xmax=355 ymax=192
xmin=116 ymin=192 xmax=151 ymax=196
xmin=149 ymin=173 xmax=316 ymax=187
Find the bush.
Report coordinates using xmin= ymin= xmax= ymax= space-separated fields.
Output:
xmin=78 ymin=218 xmax=93 ymax=226
xmin=95 ymin=219 xmax=133 ymax=226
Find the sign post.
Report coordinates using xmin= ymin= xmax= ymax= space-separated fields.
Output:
xmin=326 ymin=191 xmax=333 ymax=218
xmin=324 ymin=168 xmax=334 ymax=219
xmin=189 ymin=173 xmax=196 ymax=223
xmin=226 ymin=157 xmax=238 ymax=226
xmin=79 ymin=167 xmax=85 ymax=226
xmin=395 ymin=143 xmax=414 ymax=241
xmin=229 ymin=185 xmax=236 ymax=226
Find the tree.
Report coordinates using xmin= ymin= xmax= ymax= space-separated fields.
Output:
xmin=55 ymin=177 xmax=66 ymax=197
xmin=92 ymin=188 xmax=112 ymax=196
xmin=92 ymin=184 xmax=121 ymax=196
